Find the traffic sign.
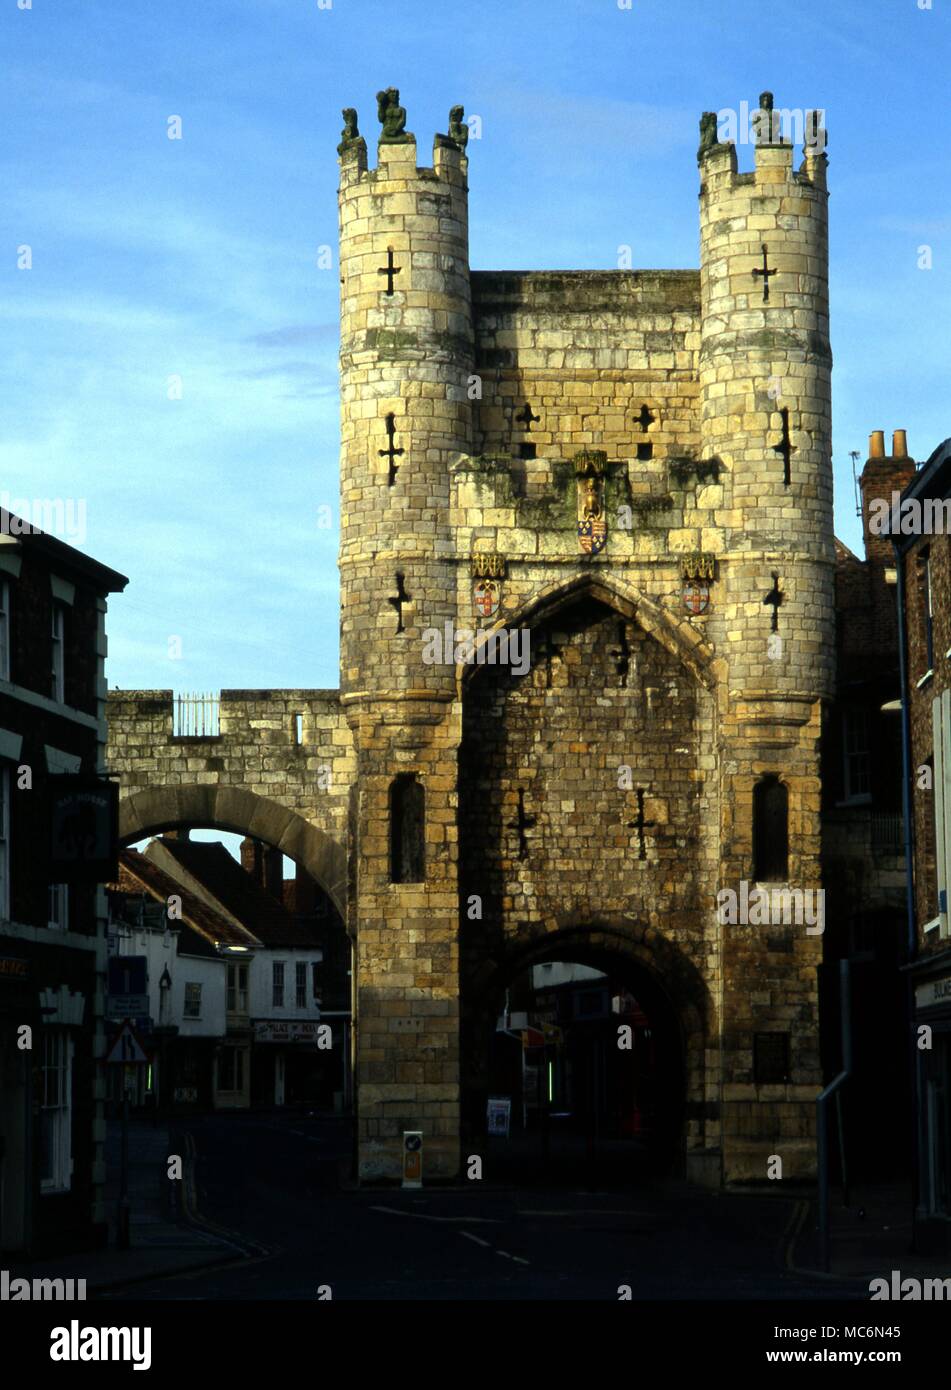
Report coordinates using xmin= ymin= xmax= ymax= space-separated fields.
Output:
xmin=402 ymin=1131 xmax=422 ymax=1188
xmin=104 ymin=1021 xmax=149 ymax=1065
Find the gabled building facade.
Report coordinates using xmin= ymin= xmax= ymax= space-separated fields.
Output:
xmin=0 ymin=512 xmax=126 ymax=1255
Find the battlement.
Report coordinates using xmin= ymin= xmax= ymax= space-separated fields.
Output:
xmin=337 ymin=91 xmax=469 ymax=191
xmin=698 ymin=94 xmax=828 ymax=198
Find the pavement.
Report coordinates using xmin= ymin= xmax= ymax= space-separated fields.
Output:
xmin=5 ymin=1112 xmax=948 ymax=1300
xmin=791 ymin=1179 xmax=951 ymax=1286
xmin=4 ymin=1118 xmax=247 ymax=1296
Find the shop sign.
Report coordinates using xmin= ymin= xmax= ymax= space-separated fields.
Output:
xmin=915 ymin=975 xmax=951 ymax=1011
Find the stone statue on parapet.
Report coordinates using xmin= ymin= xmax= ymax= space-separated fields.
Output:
xmin=698 ymin=111 xmax=722 ymax=161
xmin=337 ymin=108 xmax=362 ymax=155
xmin=754 ymin=91 xmax=778 ymax=144
xmin=376 ymin=88 xmax=412 ymax=143
xmin=448 ymin=105 xmax=469 ymax=151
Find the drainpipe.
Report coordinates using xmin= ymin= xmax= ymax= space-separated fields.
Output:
xmin=893 ymin=538 xmax=921 ymax=1233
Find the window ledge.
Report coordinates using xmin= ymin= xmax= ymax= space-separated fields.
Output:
xmin=923 ymin=916 xmax=942 ymax=934
xmin=917 ymin=670 xmax=935 ymax=689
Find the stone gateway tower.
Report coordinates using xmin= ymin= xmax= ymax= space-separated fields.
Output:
xmin=335 ymin=89 xmax=833 ymax=1184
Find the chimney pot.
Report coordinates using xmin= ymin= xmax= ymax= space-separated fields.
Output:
xmin=892 ymin=429 xmax=908 ymax=459
xmin=869 ymin=430 xmax=885 ymax=459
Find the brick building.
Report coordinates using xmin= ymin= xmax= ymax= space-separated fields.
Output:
xmin=892 ymin=435 xmax=951 ymax=1248
xmin=0 ymin=511 xmax=126 ymax=1254
xmin=820 ymin=431 xmax=916 ymax=1178
xmin=109 ymin=90 xmax=838 ymax=1185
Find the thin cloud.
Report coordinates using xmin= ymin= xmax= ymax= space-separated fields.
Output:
xmin=246 ymin=324 xmax=338 ymax=348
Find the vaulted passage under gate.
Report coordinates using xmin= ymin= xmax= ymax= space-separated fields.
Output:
xmin=463 ymin=938 xmax=688 ymax=1185
xmin=457 ymin=585 xmax=718 ymax=1183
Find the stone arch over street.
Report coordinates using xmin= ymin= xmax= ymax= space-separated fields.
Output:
xmin=118 ymin=783 xmax=347 ymax=917
xmin=460 ymin=920 xmax=713 ymax=1178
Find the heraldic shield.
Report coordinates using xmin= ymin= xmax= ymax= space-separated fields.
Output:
xmin=473 ymin=578 xmax=501 ymax=619
xmin=578 ymin=516 xmax=607 ymax=555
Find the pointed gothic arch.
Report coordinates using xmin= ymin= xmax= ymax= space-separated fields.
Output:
xmin=456 ymin=569 xmax=717 ymax=692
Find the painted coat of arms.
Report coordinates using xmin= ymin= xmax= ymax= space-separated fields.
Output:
xmin=681 ymin=552 xmax=715 ymax=614
xmin=682 ymin=581 xmax=710 ymax=614
xmin=471 ymin=552 xmax=505 ymax=619
xmin=473 ymin=578 xmax=501 ymax=619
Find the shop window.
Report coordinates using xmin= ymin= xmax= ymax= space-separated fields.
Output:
xmin=390 ymin=773 xmax=425 ymax=883
xmin=40 ymin=1030 xmax=73 ymax=1192
xmin=752 ymin=774 xmax=788 ymax=882
xmin=216 ymin=1046 xmax=245 ymax=1093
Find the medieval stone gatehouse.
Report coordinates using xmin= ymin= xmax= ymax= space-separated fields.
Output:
xmin=108 ymin=90 xmax=834 ymax=1186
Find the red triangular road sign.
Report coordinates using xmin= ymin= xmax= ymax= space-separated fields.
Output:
xmin=104 ymin=1020 xmax=149 ymax=1065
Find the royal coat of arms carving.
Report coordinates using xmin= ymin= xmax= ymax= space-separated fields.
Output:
xmin=575 ymin=450 xmax=607 ymax=555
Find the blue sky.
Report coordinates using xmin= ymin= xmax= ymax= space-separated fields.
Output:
xmin=3 ymin=0 xmax=949 ymax=696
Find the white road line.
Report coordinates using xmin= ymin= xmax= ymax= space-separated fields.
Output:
xmin=369 ymin=1205 xmax=501 ymax=1224
xmin=459 ymin=1231 xmax=492 ymax=1248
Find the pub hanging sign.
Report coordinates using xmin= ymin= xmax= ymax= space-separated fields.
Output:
xmin=49 ymin=774 xmax=119 ymax=884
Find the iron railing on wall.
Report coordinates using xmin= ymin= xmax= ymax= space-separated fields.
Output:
xmin=173 ymin=692 xmax=220 ymax=737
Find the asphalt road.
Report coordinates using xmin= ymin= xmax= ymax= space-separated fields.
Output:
xmin=106 ymin=1111 xmax=868 ymax=1301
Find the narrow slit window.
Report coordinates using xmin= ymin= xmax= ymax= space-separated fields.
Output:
xmin=752 ymin=774 xmax=788 ymax=882
xmin=294 ymin=713 xmax=303 ymax=746
xmin=389 ymin=773 xmax=425 ymax=883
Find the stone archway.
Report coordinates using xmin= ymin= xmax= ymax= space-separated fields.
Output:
xmin=457 ymin=568 xmax=719 ymax=694
xmin=461 ymin=920 xmax=713 ymax=1178
xmin=118 ymin=783 xmax=347 ymax=917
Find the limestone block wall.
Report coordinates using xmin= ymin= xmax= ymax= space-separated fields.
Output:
xmin=106 ymin=689 xmax=352 ymax=843
xmin=471 ymin=270 xmax=700 ymax=463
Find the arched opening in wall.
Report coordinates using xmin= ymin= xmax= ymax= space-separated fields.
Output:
xmin=109 ymin=821 xmax=352 ymax=1128
xmin=752 ymin=775 xmax=789 ymax=881
xmin=464 ymin=942 xmax=686 ymax=1187
xmin=389 ymin=773 xmax=425 ymax=883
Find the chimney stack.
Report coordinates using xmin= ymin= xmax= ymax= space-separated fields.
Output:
xmin=859 ymin=427 xmax=916 ymax=566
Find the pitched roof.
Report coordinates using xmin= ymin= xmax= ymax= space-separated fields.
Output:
xmin=147 ymin=838 xmax=322 ymax=948
xmin=112 ymin=848 xmax=256 ymax=953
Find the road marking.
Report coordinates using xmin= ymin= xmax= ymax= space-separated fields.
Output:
xmin=460 ymin=1231 xmax=492 ymax=1248
xmin=524 ymin=1209 xmax=646 ymax=1217
xmin=370 ymin=1205 xmax=501 ymax=1224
